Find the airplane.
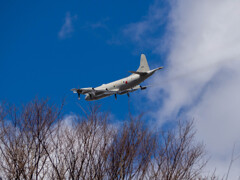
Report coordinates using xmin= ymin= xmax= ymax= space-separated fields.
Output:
xmin=71 ymin=54 xmax=163 ymax=101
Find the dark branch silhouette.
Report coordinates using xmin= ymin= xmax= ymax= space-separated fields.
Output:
xmin=0 ymin=98 xmax=224 ymax=179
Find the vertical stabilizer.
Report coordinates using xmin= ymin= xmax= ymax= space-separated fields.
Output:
xmin=137 ymin=54 xmax=150 ymax=72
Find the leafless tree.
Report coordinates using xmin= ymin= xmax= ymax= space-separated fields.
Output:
xmin=0 ymin=99 xmax=62 ymax=179
xmin=106 ymin=115 xmax=156 ymax=180
xmin=148 ymin=120 xmax=207 ymax=180
xmin=43 ymin=105 xmax=114 ymax=179
xmin=0 ymin=98 xmax=215 ymax=180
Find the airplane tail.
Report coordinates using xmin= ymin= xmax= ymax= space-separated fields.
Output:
xmin=137 ymin=54 xmax=150 ymax=72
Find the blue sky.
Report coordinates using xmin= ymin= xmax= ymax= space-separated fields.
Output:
xmin=0 ymin=0 xmax=166 ymax=119
xmin=1 ymin=0 xmax=240 ymax=177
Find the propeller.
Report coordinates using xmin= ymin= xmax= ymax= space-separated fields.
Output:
xmin=127 ymin=93 xmax=130 ymax=97
xmin=71 ymin=88 xmax=78 ymax=93
xmin=115 ymin=94 xmax=117 ymax=100
xmin=92 ymin=88 xmax=96 ymax=96
xmin=78 ymin=86 xmax=81 ymax=100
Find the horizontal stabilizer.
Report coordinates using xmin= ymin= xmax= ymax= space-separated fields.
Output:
xmin=151 ymin=66 xmax=164 ymax=73
xmin=129 ymin=71 xmax=148 ymax=75
xmin=154 ymin=66 xmax=164 ymax=71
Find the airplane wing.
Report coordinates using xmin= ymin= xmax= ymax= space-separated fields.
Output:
xmin=71 ymin=88 xmax=96 ymax=94
xmin=101 ymin=85 xmax=148 ymax=95
xmin=71 ymin=88 xmax=119 ymax=95
xmin=103 ymin=85 xmax=147 ymax=95
xmin=71 ymin=85 xmax=148 ymax=97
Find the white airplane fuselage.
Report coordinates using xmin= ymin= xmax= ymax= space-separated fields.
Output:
xmin=71 ymin=54 xmax=163 ymax=101
xmin=85 ymin=70 xmax=155 ymax=101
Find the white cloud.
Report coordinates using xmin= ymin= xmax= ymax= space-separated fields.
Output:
xmin=86 ymin=18 xmax=110 ymax=30
xmin=58 ymin=12 xmax=77 ymax=39
xmin=125 ymin=0 xmax=240 ymax=178
xmin=123 ymin=1 xmax=168 ymax=49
